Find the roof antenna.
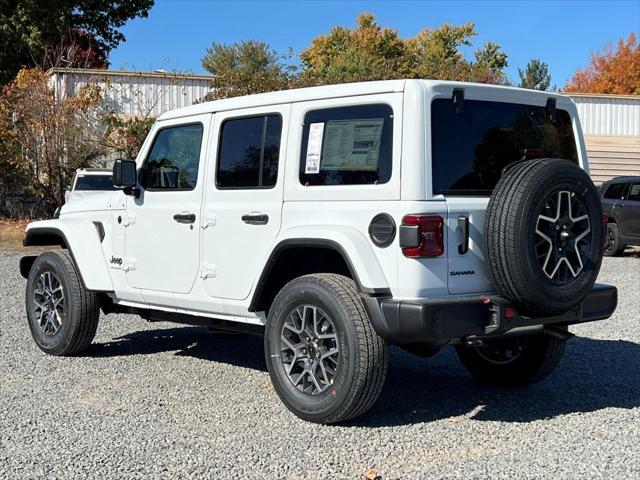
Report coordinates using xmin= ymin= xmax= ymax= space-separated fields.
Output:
xmin=452 ymin=89 xmax=464 ymax=116
xmin=546 ymin=98 xmax=557 ymax=123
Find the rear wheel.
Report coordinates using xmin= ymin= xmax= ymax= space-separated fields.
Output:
xmin=604 ymin=223 xmax=623 ymax=256
xmin=26 ymin=250 xmax=100 ymax=355
xmin=264 ymin=273 xmax=388 ymax=423
xmin=455 ymin=335 xmax=566 ymax=387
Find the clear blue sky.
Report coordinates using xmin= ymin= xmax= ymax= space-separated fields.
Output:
xmin=109 ymin=0 xmax=640 ymax=87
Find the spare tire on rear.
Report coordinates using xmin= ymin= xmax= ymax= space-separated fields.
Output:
xmin=484 ymin=158 xmax=604 ymax=316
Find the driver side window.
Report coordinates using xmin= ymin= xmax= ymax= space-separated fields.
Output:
xmin=141 ymin=123 xmax=204 ymax=190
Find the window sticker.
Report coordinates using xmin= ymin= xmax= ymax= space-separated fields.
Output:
xmin=321 ymin=118 xmax=384 ymax=171
xmin=305 ymin=122 xmax=325 ymax=174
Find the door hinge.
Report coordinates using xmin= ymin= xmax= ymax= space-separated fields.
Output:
xmin=123 ymin=257 xmax=136 ymax=272
xmin=120 ymin=212 xmax=136 ymax=227
xmin=200 ymin=264 xmax=217 ymax=280
xmin=201 ymin=213 xmax=217 ymax=230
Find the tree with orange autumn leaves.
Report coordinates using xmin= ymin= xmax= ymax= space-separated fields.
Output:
xmin=565 ymin=33 xmax=640 ymax=95
xmin=0 ymin=68 xmax=110 ymax=213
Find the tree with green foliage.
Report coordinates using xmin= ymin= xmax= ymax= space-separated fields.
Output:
xmin=475 ymin=41 xmax=508 ymax=73
xmin=203 ymin=13 xmax=510 ymax=98
xmin=408 ymin=21 xmax=477 ymax=80
xmin=201 ymin=40 xmax=296 ymax=100
xmin=0 ymin=0 xmax=155 ymax=84
xmin=472 ymin=41 xmax=510 ymax=84
xmin=518 ymin=59 xmax=551 ymax=91
xmin=299 ymin=13 xmax=410 ymax=85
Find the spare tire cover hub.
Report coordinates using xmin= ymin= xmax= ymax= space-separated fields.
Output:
xmin=535 ymin=190 xmax=592 ymax=284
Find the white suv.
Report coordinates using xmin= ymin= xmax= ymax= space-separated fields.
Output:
xmin=20 ymin=80 xmax=617 ymax=423
xmin=64 ymin=168 xmax=115 ymax=203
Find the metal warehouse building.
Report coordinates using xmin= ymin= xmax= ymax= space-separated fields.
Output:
xmin=48 ymin=68 xmax=214 ymax=118
xmin=572 ymin=93 xmax=640 ymax=184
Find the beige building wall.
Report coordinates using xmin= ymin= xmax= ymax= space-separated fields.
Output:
xmin=583 ymin=135 xmax=640 ymax=184
xmin=571 ymin=93 xmax=640 ymax=183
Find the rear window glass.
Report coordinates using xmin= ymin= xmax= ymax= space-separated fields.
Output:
xmin=629 ymin=183 xmax=640 ymax=201
xmin=75 ymin=174 xmax=115 ymax=191
xmin=299 ymin=104 xmax=393 ymax=186
xmin=603 ymin=183 xmax=627 ymax=200
xmin=431 ymin=99 xmax=578 ymax=195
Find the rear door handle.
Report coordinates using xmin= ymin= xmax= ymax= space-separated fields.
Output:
xmin=173 ymin=213 xmax=196 ymax=224
xmin=242 ymin=213 xmax=269 ymax=225
xmin=458 ymin=215 xmax=469 ymax=254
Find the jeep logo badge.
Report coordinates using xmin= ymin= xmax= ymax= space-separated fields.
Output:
xmin=110 ymin=256 xmax=123 ymax=266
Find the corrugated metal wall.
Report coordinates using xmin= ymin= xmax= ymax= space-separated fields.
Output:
xmin=571 ymin=94 xmax=640 ymax=183
xmin=50 ymin=70 xmax=213 ymax=118
xmin=572 ymin=94 xmax=640 ymax=136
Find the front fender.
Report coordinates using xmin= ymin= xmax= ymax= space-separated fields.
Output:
xmin=274 ymin=225 xmax=390 ymax=293
xmin=24 ymin=219 xmax=113 ymax=291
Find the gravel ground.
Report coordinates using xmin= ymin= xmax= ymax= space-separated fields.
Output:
xmin=1 ymin=250 xmax=639 ymax=480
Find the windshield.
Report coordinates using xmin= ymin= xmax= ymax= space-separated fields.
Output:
xmin=431 ymin=98 xmax=578 ymax=195
xmin=74 ymin=174 xmax=116 ymax=191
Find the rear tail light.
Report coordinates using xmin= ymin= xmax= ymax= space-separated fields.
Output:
xmin=603 ymin=214 xmax=609 ymax=246
xmin=504 ymin=306 xmax=516 ymax=320
xmin=400 ymin=214 xmax=445 ymax=258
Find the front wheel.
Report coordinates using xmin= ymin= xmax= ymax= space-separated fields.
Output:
xmin=25 ymin=250 xmax=100 ymax=355
xmin=264 ymin=274 xmax=388 ymax=423
xmin=455 ymin=335 xmax=566 ymax=387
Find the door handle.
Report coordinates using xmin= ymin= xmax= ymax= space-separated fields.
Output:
xmin=458 ymin=215 xmax=469 ymax=254
xmin=242 ymin=213 xmax=269 ymax=225
xmin=173 ymin=213 xmax=196 ymax=224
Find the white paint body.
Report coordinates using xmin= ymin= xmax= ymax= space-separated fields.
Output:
xmin=27 ymin=80 xmax=589 ymax=325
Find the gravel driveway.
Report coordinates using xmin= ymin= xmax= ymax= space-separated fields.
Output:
xmin=1 ymin=250 xmax=639 ymax=479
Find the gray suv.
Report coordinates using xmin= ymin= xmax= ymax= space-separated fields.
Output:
xmin=601 ymin=176 xmax=640 ymax=255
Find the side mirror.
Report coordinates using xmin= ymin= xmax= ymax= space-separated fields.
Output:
xmin=112 ymin=159 xmax=137 ymax=189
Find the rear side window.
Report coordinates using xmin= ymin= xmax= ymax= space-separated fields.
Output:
xmin=603 ymin=183 xmax=627 ymax=200
xmin=299 ymin=104 xmax=393 ymax=186
xmin=75 ymin=175 xmax=115 ymax=191
xmin=628 ymin=183 xmax=640 ymax=201
xmin=431 ymin=99 xmax=579 ymax=195
xmin=216 ymin=114 xmax=282 ymax=189
xmin=141 ymin=123 xmax=203 ymax=190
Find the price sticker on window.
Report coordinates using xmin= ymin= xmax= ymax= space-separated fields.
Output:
xmin=305 ymin=123 xmax=325 ymax=174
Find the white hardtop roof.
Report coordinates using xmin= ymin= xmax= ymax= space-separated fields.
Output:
xmin=76 ymin=168 xmax=112 ymax=174
xmin=158 ymin=79 xmax=572 ymax=121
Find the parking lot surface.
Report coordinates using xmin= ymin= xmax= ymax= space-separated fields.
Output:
xmin=1 ymin=250 xmax=639 ymax=479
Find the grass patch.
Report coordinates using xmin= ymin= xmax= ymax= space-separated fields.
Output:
xmin=0 ymin=219 xmax=28 ymax=250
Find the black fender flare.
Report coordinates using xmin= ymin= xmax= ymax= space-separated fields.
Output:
xmin=248 ymin=238 xmax=391 ymax=312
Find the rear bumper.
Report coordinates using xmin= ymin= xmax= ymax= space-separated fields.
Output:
xmin=363 ymin=283 xmax=618 ymax=344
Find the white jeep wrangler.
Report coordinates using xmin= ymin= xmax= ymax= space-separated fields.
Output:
xmin=21 ymin=80 xmax=617 ymax=424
